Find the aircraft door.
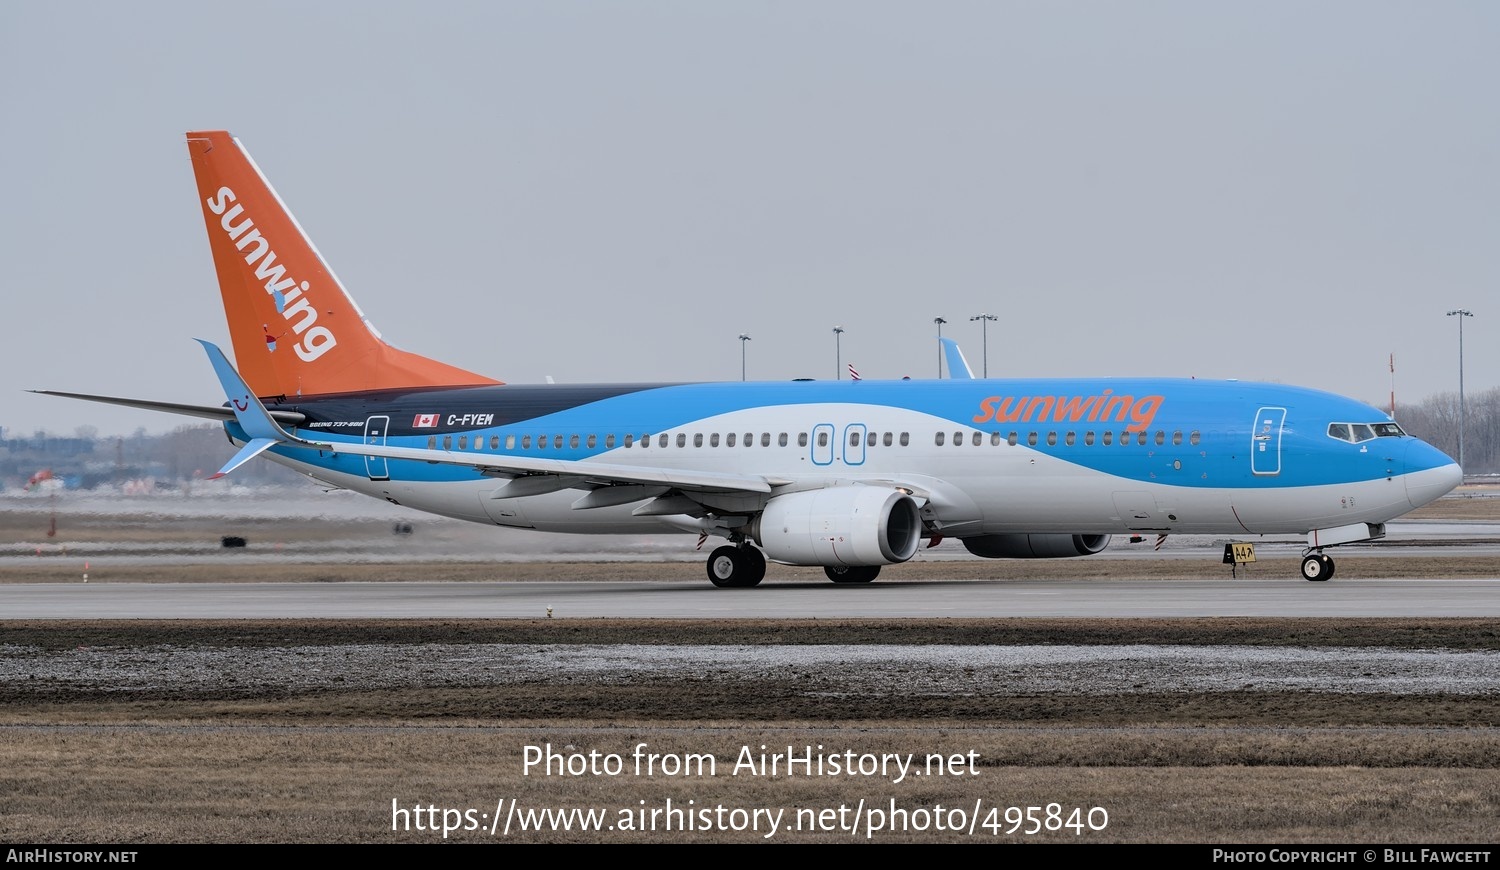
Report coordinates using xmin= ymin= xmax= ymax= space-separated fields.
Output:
xmin=843 ymin=423 xmax=868 ymax=466
xmin=364 ymin=415 xmax=391 ymax=480
xmin=1251 ymin=407 xmax=1286 ymax=476
xmin=811 ymin=423 xmax=835 ymax=466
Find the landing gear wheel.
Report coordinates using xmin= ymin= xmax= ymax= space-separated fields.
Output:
xmin=824 ymin=565 xmax=880 ymax=584
xmin=707 ymin=545 xmax=765 ymax=588
xmin=1301 ymin=553 xmax=1333 ymax=582
xmin=739 ymin=546 xmax=767 ymax=585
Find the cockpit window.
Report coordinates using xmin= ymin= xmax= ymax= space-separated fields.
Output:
xmin=1328 ymin=421 xmax=1405 ymax=443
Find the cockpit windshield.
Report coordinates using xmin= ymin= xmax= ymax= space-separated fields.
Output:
xmin=1327 ymin=421 xmax=1405 ymax=443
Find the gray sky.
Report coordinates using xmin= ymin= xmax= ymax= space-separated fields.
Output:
xmin=4 ymin=1 xmax=1496 ymax=436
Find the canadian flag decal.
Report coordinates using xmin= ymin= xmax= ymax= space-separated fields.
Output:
xmin=413 ymin=414 xmax=440 ymax=428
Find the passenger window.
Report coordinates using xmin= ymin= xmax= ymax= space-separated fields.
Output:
xmin=815 ymin=431 xmax=827 ymax=447
xmin=1084 ymin=431 xmax=1095 ymax=446
xmin=779 ymin=433 xmax=789 ymax=447
xmin=1102 ymin=431 xmax=1113 ymax=446
xmin=1172 ymin=431 xmax=1182 ymax=446
xmin=1046 ymin=432 xmax=1057 ymax=446
xmin=850 ymin=431 xmax=861 ymax=447
xmin=990 ymin=432 xmax=1001 ymax=446
xmin=1065 ymin=432 xmax=1076 ymax=446
xmin=604 ymin=434 xmax=614 ymax=448
xmin=444 ymin=435 xmax=453 ymax=450
xmin=971 ymin=432 xmax=981 ymax=446
xmin=1154 ymin=431 xmax=1164 ymax=446
xmin=588 ymin=434 xmax=597 ymax=448
xmin=709 ymin=433 xmax=719 ymax=447
xmin=521 ymin=435 xmax=531 ymax=449
xmin=1027 ymin=432 xmax=1038 ymax=446
xmin=1190 ymin=431 xmax=1200 ymax=446
xmin=427 ymin=435 xmax=437 ymax=449
xmin=762 ymin=433 xmax=771 ymax=447
xmin=867 ymin=432 xmax=876 ymax=447
xmin=490 ymin=436 xmax=500 ymax=450
xmin=624 ymin=434 xmax=634 ymax=447
xmin=1136 ymin=432 xmax=1147 ymax=446
xmin=935 ymin=432 xmax=946 ymax=446
xmin=569 ymin=434 xmax=580 ymax=449
xmin=899 ymin=432 xmax=909 ymax=446
xmin=458 ymin=435 xmax=468 ymax=450
xmin=726 ymin=433 xmax=736 ymax=447
xmin=1007 ymin=432 xmax=1018 ymax=446
xmin=504 ymin=435 xmax=515 ymax=450
xmin=798 ymin=433 xmax=808 ymax=447
xmin=659 ymin=433 xmax=669 ymax=448
xmin=553 ymin=435 xmax=563 ymax=449
xmin=677 ymin=434 xmax=687 ymax=448
xmin=953 ymin=431 xmax=964 ymax=446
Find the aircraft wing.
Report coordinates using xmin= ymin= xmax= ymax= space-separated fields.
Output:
xmin=303 ymin=439 xmax=778 ymax=494
xmin=193 ymin=340 xmax=775 ymax=494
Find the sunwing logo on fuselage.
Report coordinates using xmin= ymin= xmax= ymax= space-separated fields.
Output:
xmin=972 ymin=390 xmax=1164 ymax=432
xmin=205 ymin=187 xmax=338 ymax=363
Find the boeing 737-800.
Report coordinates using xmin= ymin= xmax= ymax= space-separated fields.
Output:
xmin=37 ymin=131 xmax=1463 ymax=586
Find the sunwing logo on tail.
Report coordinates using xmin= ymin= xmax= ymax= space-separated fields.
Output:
xmin=205 ymin=187 xmax=338 ymax=362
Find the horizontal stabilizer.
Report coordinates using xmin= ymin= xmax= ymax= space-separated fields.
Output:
xmin=209 ymin=438 xmax=278 ymax=479
xmin=28 ymin=390 xmax=305 ymax=425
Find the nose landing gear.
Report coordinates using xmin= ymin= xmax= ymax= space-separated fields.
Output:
xmin=1300 ymin=552 xmax=1336 ymax=582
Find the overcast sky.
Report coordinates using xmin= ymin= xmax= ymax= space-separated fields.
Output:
xmin=3 ymin=2 xmax=1496 ymax=437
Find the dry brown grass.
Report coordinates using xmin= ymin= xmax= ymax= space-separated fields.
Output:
xmin=1 ymin=726 xmax=1496 ymax=843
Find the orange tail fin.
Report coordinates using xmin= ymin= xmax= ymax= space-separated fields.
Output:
xmin=185 ymin=131 xmax=499 ymax=397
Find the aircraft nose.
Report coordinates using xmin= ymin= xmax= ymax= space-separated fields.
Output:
xmin=1403 ymin=440 xmax=1463 ymax=510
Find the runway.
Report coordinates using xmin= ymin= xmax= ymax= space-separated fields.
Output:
xmin=7 ymin=576 xmax=1500 ymax=618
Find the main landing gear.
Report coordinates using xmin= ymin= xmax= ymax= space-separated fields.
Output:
xmin=1300 ymin=552 xmax=1336 ymax=582
xmin=706 ymin=544 xmax=767 ymax=588
xmin=824 ymin=565 xmax=881 ymax=584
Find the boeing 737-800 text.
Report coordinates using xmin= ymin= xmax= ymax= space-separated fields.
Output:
xmin=36 ymin=131 xmax=1464 ymax=586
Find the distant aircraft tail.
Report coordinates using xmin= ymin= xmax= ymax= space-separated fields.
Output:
xmin=185 ymin=131 xmax=499 ymax=397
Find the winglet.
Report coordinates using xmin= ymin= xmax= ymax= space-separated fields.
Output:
xmin=940 ymin=338 xmax=974 ymax=380
xmin=197 ymin=339 xmax=295 ymax=443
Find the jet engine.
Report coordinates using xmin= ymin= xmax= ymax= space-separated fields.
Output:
xmin=753 ymin=487 xmax=923 ymax=566
xmin=961 ymin=534 xmax=1111 ymax=559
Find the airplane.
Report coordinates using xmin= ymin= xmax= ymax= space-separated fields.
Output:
xmin=36 ymin=130 xmax=1464 ymax=587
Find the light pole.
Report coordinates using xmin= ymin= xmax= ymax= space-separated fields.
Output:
xmin=833 ymin=326 xmax=845 ymax=380
xmin=738 ymin=333 xmax=751 ymax=381
xmin=934 ymin=317 xmax=946 ymax=378
xmin=970 ymin=313 xmax=997 ymax=377
xmin=1447 ymin=309 xmax=1473 ymax=468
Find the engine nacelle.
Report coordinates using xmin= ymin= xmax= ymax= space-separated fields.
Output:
xmin=754 ymin=487 xmax=923 ymax=566
xmin=961 ymin=533 xmax=1111 ymax=559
